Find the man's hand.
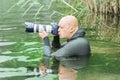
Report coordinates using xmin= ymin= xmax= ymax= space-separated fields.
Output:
xmin=39 ymin=27 xmax=48 ymax=39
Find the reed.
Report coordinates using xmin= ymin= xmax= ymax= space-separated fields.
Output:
xmin=80 ymin=0 xmax=120 ymax=15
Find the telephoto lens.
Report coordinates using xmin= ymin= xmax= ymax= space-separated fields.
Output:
xmin=25 ymin=22 xmax=59 ymax=35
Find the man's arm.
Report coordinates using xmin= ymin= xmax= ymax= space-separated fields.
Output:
xmin=43 ymin=35 xmax=61 ymax=56
xmin=43 ymin=37 xmax=52 ymax=56
xmin=43 ymin=37 xmax=76 ymax=57
xmin=43 ymin=37 xmax=90 ymax=58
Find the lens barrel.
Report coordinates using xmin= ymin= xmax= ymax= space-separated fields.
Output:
xmin=25 ymin=22 xmax=59 ymax=35
xmin=25 ymin=22 xmax=35 ymax=32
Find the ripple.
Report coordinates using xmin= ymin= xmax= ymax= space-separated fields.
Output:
xmin=0 ymin=27 xmax=17 ymax=30
xmin=24 ymin=42 xmax=39 ymax=46
xmin=1 ymin=51 xmax=12 ymax=54
xmin=0 ymin=67 xmax=35 ymax=78
xmin=0 ymin=42 xmax=16 ymax=46
xmin=0 ymin=56 xmax=14 ymax=63
xmin=16 ymin=56 xmax=40 ymax=62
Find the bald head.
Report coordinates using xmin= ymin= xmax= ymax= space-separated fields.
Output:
xmin=58 ymin=15 xmax=78 ymax=28
xmin=58 ymin=15 xmax=79 ymax=39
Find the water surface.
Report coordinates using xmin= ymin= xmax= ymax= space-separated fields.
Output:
xmin=0 ymin=0 xmax=120 ymax=80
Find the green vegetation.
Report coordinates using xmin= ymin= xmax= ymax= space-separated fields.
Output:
xmin=0 ymin=0 xmax=119 ymax=80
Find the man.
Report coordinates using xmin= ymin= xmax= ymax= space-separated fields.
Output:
xmin=39 ymin=15 xmax=90 ymax=59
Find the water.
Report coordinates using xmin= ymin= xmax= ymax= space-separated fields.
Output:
xmin=0 ymin=0 xmax=120 ymax=80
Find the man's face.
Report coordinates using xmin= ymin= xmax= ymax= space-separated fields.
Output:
xmin=58 ymin=15 xmax=78 ymax=39
xmin=58 ymin=23 xmax=70 ymax=39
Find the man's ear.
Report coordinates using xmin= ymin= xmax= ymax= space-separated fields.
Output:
xmin=70 ymin=26 xmax=75 ymax=33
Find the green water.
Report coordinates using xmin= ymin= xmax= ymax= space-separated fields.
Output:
xmin=0 ymin=0 xmax=120 ymax=80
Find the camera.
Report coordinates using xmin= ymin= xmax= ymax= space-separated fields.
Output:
xmin=25 ymin=22 xmax=59 ymax=35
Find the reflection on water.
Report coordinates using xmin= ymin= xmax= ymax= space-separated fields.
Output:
xmin=58 ymin=65 xmax=77 ymax=80
xmin=59 ymin=56 xmax=90 ymax=70
xmin=36 ymin=55 xmax=90 ymax=80
xmin=0 ymin=67 xmax=28 ymax=78
xmin=58 ymin=56 xmax=90 ymax=80
xmin=0 ymin=56 xmax=14 ymax=63
xmin=0 ymin=0 xmax=120 ymax=80
xmin=0 ymin=55 xmax=40 ymax=63
xmin=0 ymin=42 xmax=16 ymax=46
xmin=0 ymin=27 xmax=17 ymax=31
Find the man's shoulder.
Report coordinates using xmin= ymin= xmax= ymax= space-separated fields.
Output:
xmin=66 ymin=38 xmax=90 ymax=48
xmin=70 ymin=37 xmax=89 ymax=43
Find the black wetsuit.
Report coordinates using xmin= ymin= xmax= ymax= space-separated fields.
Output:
xmin=43 ymin=28 xmax=91 ymax=59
